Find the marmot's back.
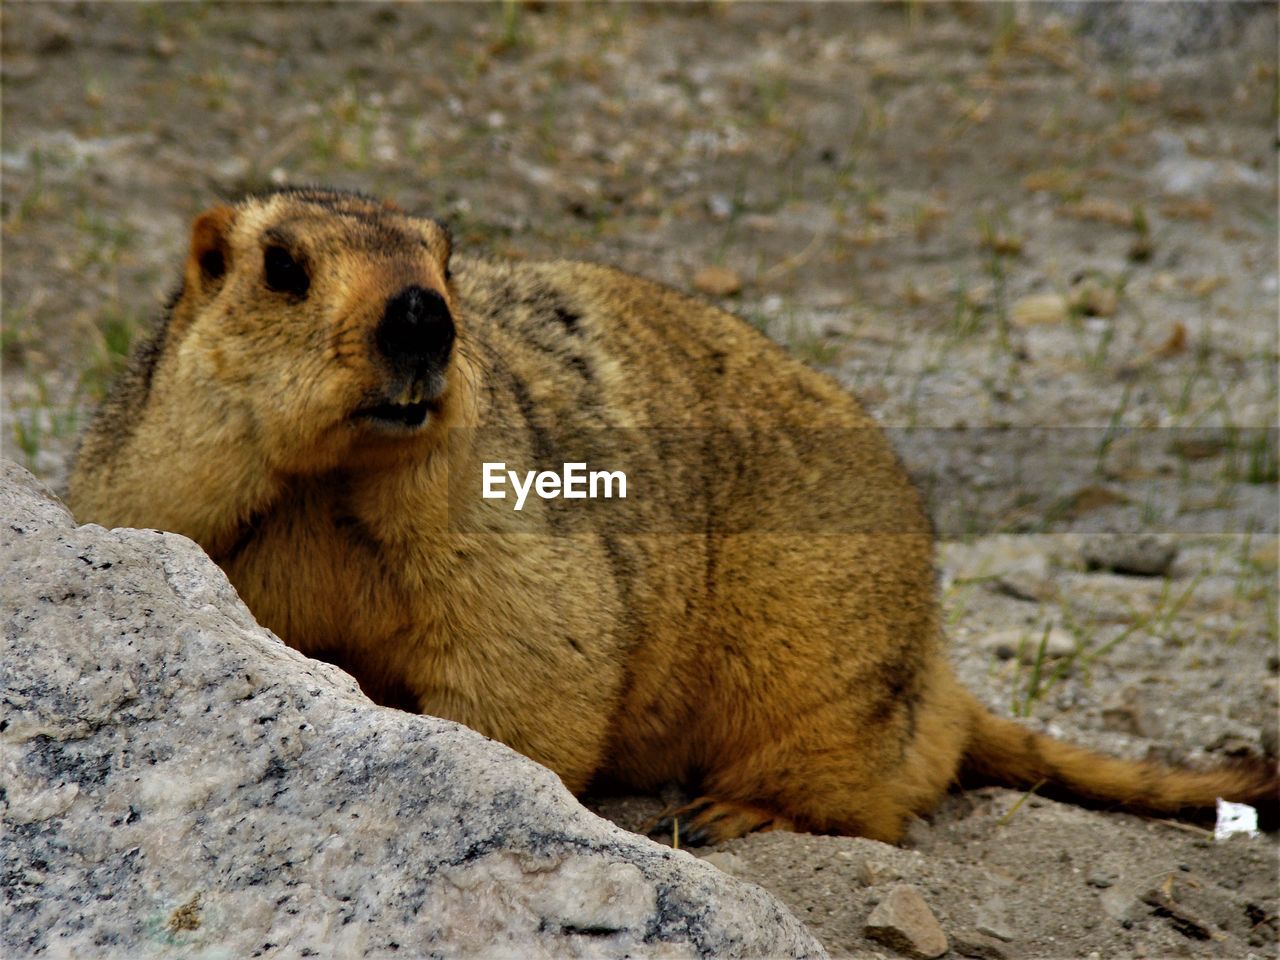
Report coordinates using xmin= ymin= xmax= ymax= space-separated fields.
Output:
xmin=451 ymin=256 xmax=931 ymax=540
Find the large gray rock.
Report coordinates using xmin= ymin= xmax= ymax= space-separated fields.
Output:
xmin=0 ymin=460 xmax=825 ymax=959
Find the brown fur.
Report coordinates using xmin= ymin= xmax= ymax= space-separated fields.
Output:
xmin=68 ymin=188 xmax=1277 ymax=843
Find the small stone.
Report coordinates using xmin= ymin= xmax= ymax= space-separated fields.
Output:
xmin=1064 ymin=486 xmax=1129 ymax=518
xmin=965 ymin=282 xmax=995 ymax=308
xmin=1206 ymin=731 xmax=1257 ymax=758
xmin=151 ymin=35 xmax=178 ymax=58
xmin=1082 ymin=536 xmax=1178 ymax=577
xmin=692 ymin=266 xmax=743 ymax=298
xmin=983 ymin=232 xmax=1023 ymax=256
xmin=1100 ymin=705 xmax=1146 ymax=738
xmin=991 ymin=553 xmax=1054 ymax=602
xmin=1 ymin=55 xmax=40 ymax=83
xmin=631 ymin=188 xmax=660 ymax=212
xmin=1087 ymin=870 xmax=1118 ymax=889
xmin=707 ymin=194 xmax=734 ymax=220
xmin=980 ymin=627 xmax=1075 ymax=663
xmin=1154 ymin=322 xmax=1188 ymax=357
xmin=864 ymin=884 xmax=949 ymax=959
xmin=1060 ymin=197 xmax=1136 ymax=228
xmin=1101 ymin=886 xmax=1143 ymax=925
xmin=975 ymin=898 xmax=1016 ymax=943
xmin=857 ymin=857 xmax=902 ymax=886
xmin=1070 ymin=280 xmax=1118 ymax=318
xmin=28 ymin=8 xmax=75 ymax=54
xmin=1184 ymin=275 xmax=1228 ymax=298
xmin=1128 ymin=234 xmax=1155 ymax=263
xmin=1261 ymin=721 xmax=1278 ymax=759
xmin=952 ymin=929 xmax=1008 ymax=959
xmin=1011 ymin=293 xmax=1068 ymax=327
xmin=212 ymin=157 xmax=252 ymax=188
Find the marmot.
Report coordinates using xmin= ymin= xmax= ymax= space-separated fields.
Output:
xmin=69 ymin=188 xmax=1276 ymax=843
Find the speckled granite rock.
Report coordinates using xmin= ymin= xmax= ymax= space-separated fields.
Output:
xmin=0 ymin=460 xmax=824 ymax=960
xmin=1081 ymin=534 xmax=1178 ymax=578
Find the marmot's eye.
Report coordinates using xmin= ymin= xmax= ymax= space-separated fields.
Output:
xmin=263 ymin=245 xmax=309 ymax=298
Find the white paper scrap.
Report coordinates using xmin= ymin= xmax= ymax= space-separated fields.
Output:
xmin=1214 ymin=797 xmax=1260 ymax=841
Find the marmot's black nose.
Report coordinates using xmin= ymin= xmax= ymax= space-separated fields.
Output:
xmin=375 ymin=285 xmax=455 ymax=378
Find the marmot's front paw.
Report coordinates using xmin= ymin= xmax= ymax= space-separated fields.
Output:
xmin=647 ymin=796 xmax=795 ymax=847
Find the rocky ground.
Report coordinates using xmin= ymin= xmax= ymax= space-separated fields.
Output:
xmin=2 ymin=4 xmax=1276 ymax=958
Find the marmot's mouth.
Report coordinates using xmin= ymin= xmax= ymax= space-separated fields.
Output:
xmin=353 ymin=399 xmax=435 ymax=431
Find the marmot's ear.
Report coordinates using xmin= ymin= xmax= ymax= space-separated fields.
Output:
xmin=185 ymin=205 xmax=236 ymax=296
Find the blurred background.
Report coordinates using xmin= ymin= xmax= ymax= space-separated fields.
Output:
xmin=3 ymin=3 xmax=1275 ymax=503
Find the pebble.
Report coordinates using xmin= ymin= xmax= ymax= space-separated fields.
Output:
xmin=975 ymin=897 xmax=1017 ymax=942
xmin=1070 ymin=280 xmax=1118 ymax=318
xmin=980 ymin=627 xmax=1076 ymax=663
xmin=1061 ymin=197 xmax=1135 ymax=228
xmin=26 ymin=7 xmax=75 ymax=54
xmin=1082 ymin=536 xmax=1178 ymax=577
xmin=952 ymin=929 xmax=1009 ymax=959
xmin=858 ymin=857 xmax=903 ymax=887
xmin=991 ymin=553 xmax=1055 ymax=602
xmin=1261 ymin=721 xmax=1278 ymax=759
xmin=1 ymin=56 xmax=40 ymax=83
xmin=1100 ymin=704 xmax=1146 ymax=738
xmin=151 ymin=35 xmax=178 ymax=58
xmin=864 ymin=884 xmax=949 ymax=959
xmin=1100 ymin=886 xmax=1143 ymax=925
xmin=1011 ymin=293 xmax=1068 ymax=327
xmin=692 ymin=265 xmax=743 ymax=297
xmin=707 ymin=193 xmax=734 ymax=220
xmin=1151 ymin=150 xmax=1268 ymax=197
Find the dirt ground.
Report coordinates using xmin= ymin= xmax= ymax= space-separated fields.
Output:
xmin=2 ymin=4 xmax=1276 ymax=959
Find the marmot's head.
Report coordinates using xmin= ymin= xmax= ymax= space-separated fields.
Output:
xmin=171 ymin=188 xmax=464 ymax=473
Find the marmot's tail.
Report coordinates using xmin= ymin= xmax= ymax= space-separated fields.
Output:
xmin=959 ymin=692 xmax=1278 ymax=827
